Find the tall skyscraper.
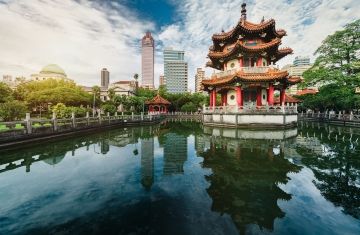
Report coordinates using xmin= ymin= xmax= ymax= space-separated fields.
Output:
xmin=141 ymin=32 xmax=154 ymax=89
xmin=195 ymin=68 xmax=205 ymax=92
xmin=101 ymin=68 xmax=109 ymax=88
xmin=163 ymin=48 xmax=188 ymax=93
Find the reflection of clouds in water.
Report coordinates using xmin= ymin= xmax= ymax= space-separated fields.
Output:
xmin=278 ymin=168 xmax=360 ymax=234
xmin=273 ymin=146 xmax=281 ymax=155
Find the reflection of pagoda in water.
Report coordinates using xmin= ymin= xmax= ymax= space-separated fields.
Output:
xmin=140 ymin=137 xmax=154 ymax=190
xmin=199 ymin=137 xmax=300 ymax=232
xmin=163 ymin=133 xmax=188 ymax=175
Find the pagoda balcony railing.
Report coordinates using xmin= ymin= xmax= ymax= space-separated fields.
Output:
xmin=213 ymin=66 xmax=272 ymax=78
xmin=203 ymin=105 xmax=298 ymax=114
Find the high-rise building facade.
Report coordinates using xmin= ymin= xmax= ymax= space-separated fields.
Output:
xmin=293 ymin=56 xmax=310 ymax=66
xmin=164 ymin=48 xmax=188 ymax=93
xmin=282 ymin=57 xmax=312 ymax=94
xmin=141 ymin=32 xmax=154 ymax=89
xmin=101 ymin=68 xmax=109 ymax=88
xmin=195 ymin=68 xmax=205 ymax=92
xmin=163 ymin=133 xmax=188 ymax=175
xmin=159 ymin=75 xmax=165 ymax=86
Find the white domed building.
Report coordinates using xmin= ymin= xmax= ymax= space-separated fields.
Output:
xmin=30 ymin=64 xmax=72 ymax=81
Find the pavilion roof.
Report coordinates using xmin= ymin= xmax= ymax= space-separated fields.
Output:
xmin=296 ymin=88 xmax=318 ymax=96
xmin=212 ymin=19 xmax=286 ymax=42
xmin=208 ymin=38 xmax=282 ymax=59
xmin=202 ymin=69 xmax=289 ymax=86
xmin=145 ymin=94 xmax=171 ymax=105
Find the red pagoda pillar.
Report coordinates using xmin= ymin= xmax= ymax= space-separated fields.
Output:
xmin=257 ymin=57 xmax=262 ymax=67
xmin=280 ymin=86 xmax=286 ymax=106
xmin=212 ymin=90 xmax=217 ymax=107
xmin=209 ymin=91 xmax=213 ymax=107
xmin=256 ymin=87 xmax=262 ymax=106
xmin=236 ymin=87 xmax=242 ymax=106
xmin=238 ymin=58 xmax=243 ymax=67
xmin=221 ymin=93 xmax=227 ymax=106
xmin=268 ymin=83 xmax=274 ymax=106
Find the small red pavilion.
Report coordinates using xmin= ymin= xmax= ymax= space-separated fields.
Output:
xmin=146 ymin=94 xmax=171 ymax=113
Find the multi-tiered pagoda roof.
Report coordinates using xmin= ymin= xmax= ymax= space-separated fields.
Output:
xmin=202 ymin=3 xmax=301 ymax=90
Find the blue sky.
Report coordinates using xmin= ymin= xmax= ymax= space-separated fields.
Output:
xmin=0 ymin=0 xmax=359 ymax=90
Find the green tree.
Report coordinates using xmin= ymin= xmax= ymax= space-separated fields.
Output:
xmin=0 ymin=100 xmax=28 ymax=121
xmin=108 ymin=87 xmax=116 ymax=101
xmin=181 ymin=102 xmax=197 ymax=112
xmin=52 ymin=103 xmax=88 ymax=118
xmin=101 ymin=103 xmax=117 ymax=115
xmin=0 ymin=82 xmax=13 ymax=103
xmin=15 ymin=79 xmax=92 ymax=113
xmin=303 ymin=19 xmax=360 ymax=88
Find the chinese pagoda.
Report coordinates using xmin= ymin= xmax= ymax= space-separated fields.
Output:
xmin=202 ymin=3 xmax=301 ymax=127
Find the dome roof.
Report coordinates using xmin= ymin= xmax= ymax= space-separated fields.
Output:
xmin=40 ymin=64 xmax=66 ymax=76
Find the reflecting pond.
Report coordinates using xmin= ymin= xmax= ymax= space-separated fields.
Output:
xmin=0 ymin=121 xmax=360 ymax=235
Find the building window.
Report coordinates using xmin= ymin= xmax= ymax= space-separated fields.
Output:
xmin=230 ymin=95 xmax=235 ymax=100
xmin=230 ymin=63 xmax=235 ymax=68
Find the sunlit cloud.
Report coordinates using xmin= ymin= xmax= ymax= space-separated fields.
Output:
xmin=0 ymin=0 xmax=358 ymax=91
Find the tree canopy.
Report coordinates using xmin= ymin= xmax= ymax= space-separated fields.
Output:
xmin=15 ymin=79 xmax=92 ymax=109
xmin=303 ymin=19 xmax=360 ymax=88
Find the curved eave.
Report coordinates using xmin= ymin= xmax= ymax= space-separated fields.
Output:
xmin=202 ymin=70 xmax=289 ymax=87
xmin=212 ymin=19 xmax=276 ymax=41
xmin=286 ymin=76 xmax=302 ymax=85
xmin=208 ymin=38 xmax=281 ymax=59
xmin=273 ymin=48 xmax=293 ymax=63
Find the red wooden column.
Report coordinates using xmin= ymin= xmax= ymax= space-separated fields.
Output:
xmin=212 ymin=90 xmax=217 ymax=107
xmin=257 ymin=57 xmax=262 ymax=67
xmin=256 ymin=87 xmax=262 ymax=106
xmin=268 ymin=83 xmax=274 ymax=105
xmin=236 ymin=87 xmax=242 ymax=106
xmin=209 ymin=91 xmax=213 ymax=107
xmin=238 ymin=58 xmax=243 ymax=68
xmin=280 ymin=86 xmax=286 ymax=106
xmin=221 ymin=93 xmax=226 ymax=106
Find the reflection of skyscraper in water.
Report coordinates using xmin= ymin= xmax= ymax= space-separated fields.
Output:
xmin=100 ymin=139 xmax=110 ymax=154
xmin=195 ymin=135 xmax=206 ymax=154
xmin=163 ymin=133 xmax=188 ymax=175
xmin=141 ymin=137 xmax=154 ymax=190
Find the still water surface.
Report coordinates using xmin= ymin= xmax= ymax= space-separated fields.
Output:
xmin=0 ymin=121 xmax=360 ymax=235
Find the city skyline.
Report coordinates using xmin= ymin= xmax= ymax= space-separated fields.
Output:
xmin=0 ymin=0 xmax=358 ymax=90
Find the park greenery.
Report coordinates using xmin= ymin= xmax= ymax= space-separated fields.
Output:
xmin=1 ymin=19 xmax=358 ymax=121
xmin=0 ymin=78 xmax=207 ymax=121
xmin=298 ymin=19 xmax=360 ymax=112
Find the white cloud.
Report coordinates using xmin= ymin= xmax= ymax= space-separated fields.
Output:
xmin=0 ymin=0 xmax=358 ymax=91
xmin=158 ymin=0 xmax=360 ymax=92
xmin=0 ymin=0 xmax=154 ymax=86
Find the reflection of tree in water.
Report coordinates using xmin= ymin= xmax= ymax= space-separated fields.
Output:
xmin=297 ymin=125 xmax=360 ymax=219
xmin=200 ymin=138 xmax=301 ymax=232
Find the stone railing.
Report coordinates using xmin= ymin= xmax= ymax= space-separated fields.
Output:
xmin=0 ymin=112 xmax=162 ymax=145
xmin=203 ymin=105 xmax=298 ymax=114
xmin=299 ymin=111 xmax=360 ymax=126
